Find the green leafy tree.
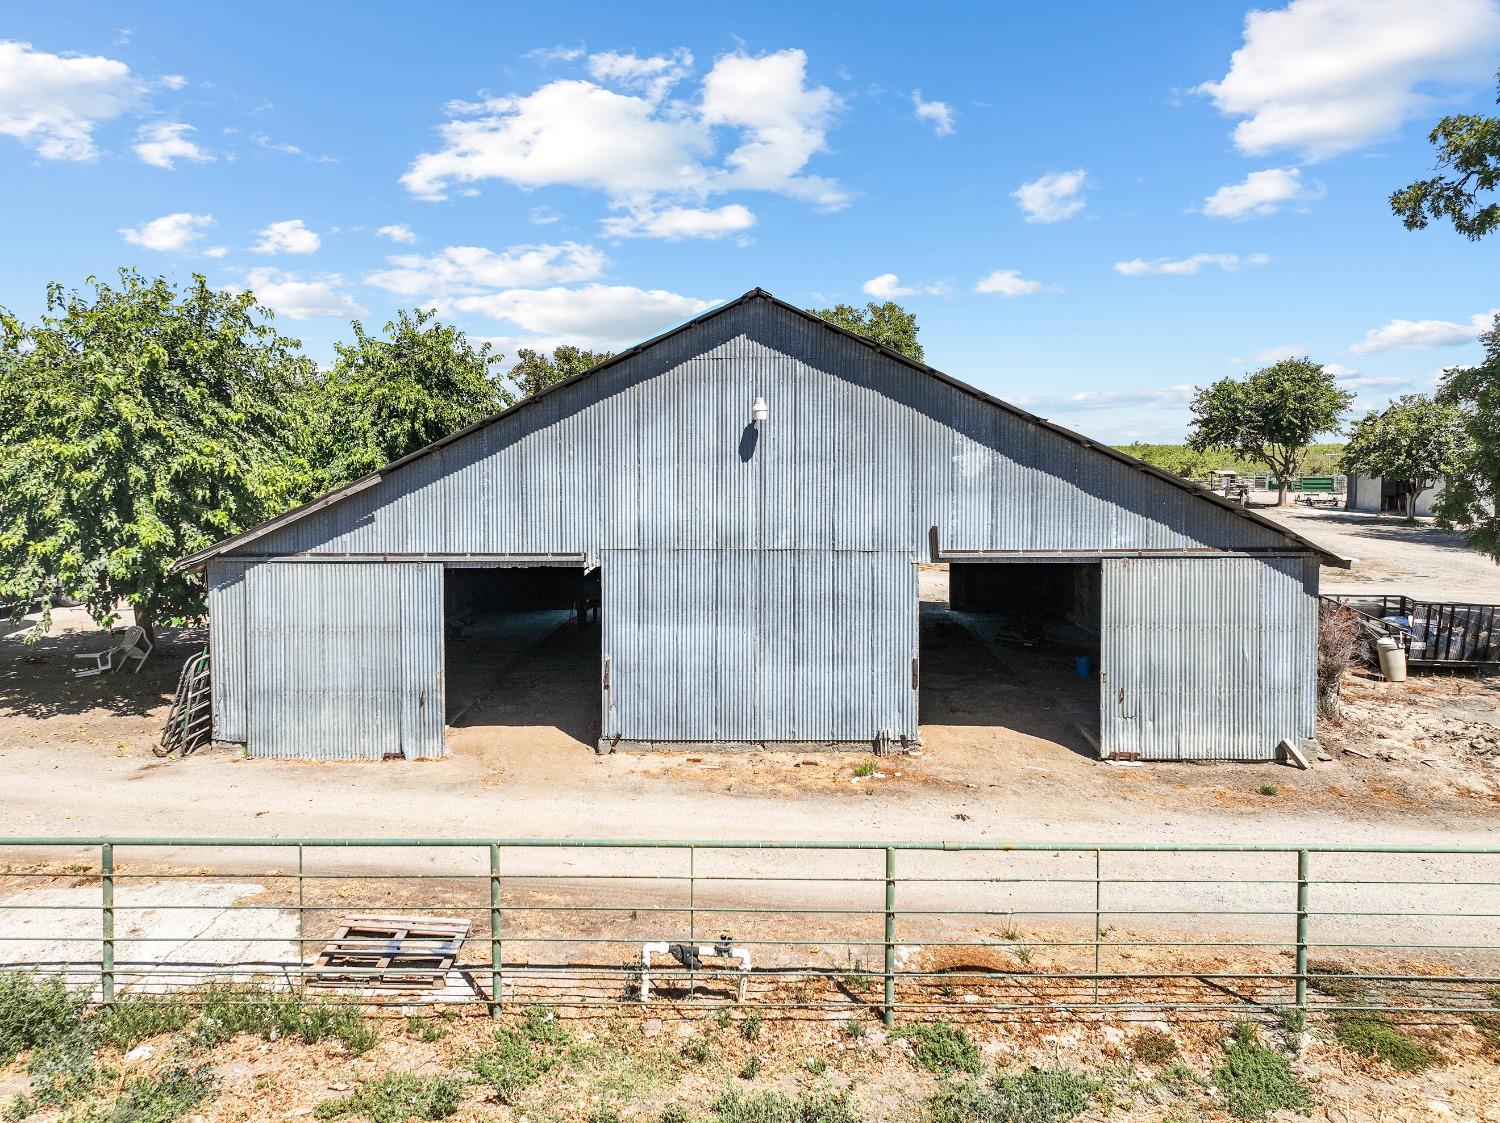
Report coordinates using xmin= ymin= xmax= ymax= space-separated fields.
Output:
xmin=806 ymin=301 xmax=925 ymax=362
xmin=0 ymin=271 xmax=315 ymax=641
xmin=1339 ymin=394 xmax=1472 ymax=518
xmin=1435 ymin=314 xmax=1500 ymax=561
xmin=1391 ymin=71 xmax=1500 ymax=240
xmin=505 ymin=344 xmax=613 ymax=400
xmin=310 ymin=308 xmax=505 ymax=490
xmin=1188 ymin=359 xmax=1353 ymax=507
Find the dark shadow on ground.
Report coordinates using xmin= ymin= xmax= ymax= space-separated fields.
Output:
xmin=919 ymin=603 xmax=1099 ymax=760
xmin=0 ymin=617 xmax=206 ymax=720
xmin=449 ymin=614 xmax=600 ymax=747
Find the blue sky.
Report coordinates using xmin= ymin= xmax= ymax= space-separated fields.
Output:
xmin=2 ymin=0 xmax=1498 ymax=441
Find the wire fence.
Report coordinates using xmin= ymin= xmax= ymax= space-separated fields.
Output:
xmin=1 ymin=838 xmax=1497 ymax=1024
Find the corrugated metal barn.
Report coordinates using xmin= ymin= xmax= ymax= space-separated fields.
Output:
xmin=178 ymin=289 xmax=1345 ymax=763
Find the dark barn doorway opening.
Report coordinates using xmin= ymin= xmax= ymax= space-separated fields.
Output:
xmin=442 ymin=565 xmax=600 ymax=742
xmin=924 ymin=561 xmax=1103 ymax=755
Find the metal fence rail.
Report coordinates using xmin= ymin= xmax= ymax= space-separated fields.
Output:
xmin=1 ymin=838 xmax=1497 ymax=1024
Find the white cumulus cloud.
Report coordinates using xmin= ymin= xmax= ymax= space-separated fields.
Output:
xmin=375 ymin=223 xmax=418 ymax=244
xmin=1195 ymin=0 xmax=1500 ymax=160
xmin=1202 ymin=167 xmax=1322 ymax=219
xmin=1349 ymin=308 xmax=1499 ymax=354
xmin=0 ymin=39 xmax=143 ymax=160
xmin=1012 ymin=169 xmax=1087 ymax=224
xmin=118 ymin=212 xmax=214 ymax=252
xmin=365 ymin=242 xmax=607 ymax=297
xmin=159 ymin=74 xmax=187 ymax=90
xmin=912 ymin=90 xmax=955 ymax=136
xmin=1114 ymin=252 xmax=1271 ymax=277
xmin=402 ymin=48 xmax=847 ymax=223
xmin=451 ymin=284 xmax=719 ymax=350
xmin=586 ymin=48 xmax=693 ymax=102
xmin=860 ymin=274 xmax=952 ymax=299
xmin=133 ymin=121 xmax=213 ymax=168
xmin=601 ymin=203 xmax=756 ymax=240
xmin=243 ymin=268 xmax=365 ymax=320
xmin=251 ymin=219 xmax=321 ymax=255
xmin=974 ymin=269 xmax=1045 ymax=297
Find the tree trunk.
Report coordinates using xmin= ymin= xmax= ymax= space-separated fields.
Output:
xmin=1277 ymin=480 xmax=1289 ymax=507
xmin=133 ymin=602 xmax=157 ymax=649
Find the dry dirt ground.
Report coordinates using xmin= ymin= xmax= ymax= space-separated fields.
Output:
xmin=1255 ymin=502 xmax=1500 ymax=603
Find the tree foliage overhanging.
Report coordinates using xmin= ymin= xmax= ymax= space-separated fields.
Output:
xmin=1391 ymin=70 xmax=1500 ymax=241
xmin=1435 ymin=314 xmax=1500 ymax=562
xmin=806 ymin=301 xmax=925 ymax=362
xmin=0 ymin=270 xmax=315 ymax=640
xmin=1188 ymin=358 xmax=1354 ymax=506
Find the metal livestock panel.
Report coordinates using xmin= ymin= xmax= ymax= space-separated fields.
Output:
xmin=206 ymin=559 xmax=252 ymax=743
xmin=245 ymin=562 xmax=444 ymax=760
xmin=602 ymin=549 xmax=916 ymax=744
xmin=241 ymin=299 xmax=1296 ymax=562
xmin=1100 ymin=556 xmax=1315 ymax=761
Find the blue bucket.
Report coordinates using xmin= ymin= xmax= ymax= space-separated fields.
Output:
xmin=1075 ymin=655 xmax=1092 ymax=678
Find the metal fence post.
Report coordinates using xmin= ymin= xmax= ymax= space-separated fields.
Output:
xmin=296 ymin=844 xmax=306 ymax=996
xmin=100 ymin=842 xmax=114 ymax=1005
xmin=688 ymin=845 xmax=697 ymax=998
xmin=1093 ymin=848 xmax=1102 ymax=1005
xmin=1295 ymin=849 xmax=1309 ymax=1011
xmin=489 ymin=843 xmax=502 ymax=1018
xmin=883 ymin=847 xmax=896 ymax=1027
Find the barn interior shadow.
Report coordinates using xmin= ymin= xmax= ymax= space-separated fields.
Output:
xmin=445 ymin=570 xmax=600 ymax=748
xmin=919 ymin=603 xmax=1100 ymax=761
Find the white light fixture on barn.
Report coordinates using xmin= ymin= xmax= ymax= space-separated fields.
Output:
xmin=750 ymin=396 xmax=769 ymax=427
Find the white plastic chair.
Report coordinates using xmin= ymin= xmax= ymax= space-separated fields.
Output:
xmin=74 ymin=625 xmax=152 ymax=677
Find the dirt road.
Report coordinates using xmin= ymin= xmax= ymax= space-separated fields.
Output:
xmin=1257 ymin=503 xmax=1500 ymax=601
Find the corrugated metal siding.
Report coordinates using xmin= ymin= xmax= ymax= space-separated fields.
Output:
xmin=213 ymin=297 xmax=1313 ymax=755
xmin=245 ymin=562 xmax=443 ymax=759
xmin=244 ymin=300 xmax=1293 ymax=560
xmin=603 ymin=549 xmax=916 ymax=743
xmin=206 ymin=559 xmax=251 ymax=742
xmin=1100 ymin=556 xmax=1316 ymax=761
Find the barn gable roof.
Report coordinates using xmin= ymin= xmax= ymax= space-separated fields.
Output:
xmin=175 ymin=288 xmax=1350 ymax=571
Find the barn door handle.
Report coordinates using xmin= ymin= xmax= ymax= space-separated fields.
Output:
xmin=603 ymin=656 xmax=611 ymax=690
xmin=911 ymin=658 xmax=918 ymax=690
xmin=1116 ymin=686 xmax=1135 ymax=720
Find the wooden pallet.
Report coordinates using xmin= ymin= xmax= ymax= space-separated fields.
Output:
xmin=310 ymin=914 xmax=471 ymax=990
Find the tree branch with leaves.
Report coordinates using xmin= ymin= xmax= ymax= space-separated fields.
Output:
xmin=1391 ymin=70 xmax=1500 ymax=240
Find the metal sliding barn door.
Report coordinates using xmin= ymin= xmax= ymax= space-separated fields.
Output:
xmin=246 ymin=562 xmax=444 ymax=759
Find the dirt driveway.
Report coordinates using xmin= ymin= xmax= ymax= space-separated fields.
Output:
xmin=1257 ymin=502 xmax=1500 ymax=601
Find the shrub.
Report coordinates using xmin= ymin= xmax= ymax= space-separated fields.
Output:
xmin=406 ymin=1017 xmax=445 ymax=1043
xmin=98 ymin=995 xmax=194 ymax=1050
xmin=740 ymin=1055 xmax=762 ymax=1079
xmin=589 ymin=1109 xmax=624 ymax=1123
xmin=1258 ymin=784 xmax=1278 ymax=797
xmin=470 ymin=1027 xmax=553 ymax=1104
xmin=926 ymin=1069 xmax=1097 ymax=1123
xmin=0 ymin=971 xmax=88 ymax=1063
xmin=27 ymin=1033 xmax=111 ymax=1110
xmin=841 ymin=1019 xmax=866 ymax=1040
xmin=517 ymin=1004 xmax=571 ymax=1046
xmin=895 ymin=1021 xmax=982 ymax=1076
xmin=1305 ymin=962 xmax=1361 ymax=1001
xmin=316 ymin=1073 xmax=466 ymax=1123
xmin=683 ymin=1035 xmax=712 ymax=1064
xmin=740 ymin=1009 xmax=764 ymax=1042
xmin=1330 ymin=1014 xmax=1438 ymax=1072
xmin=1317 ymin=603 xmax=1363 ymax=717
xmin=111 ymin=1062 xmax=215 ymax=1123
xmin=658 ymin=1106 xmax=693 ymax=1123
xmin=1129 ymin=1029 xmax=1178 ymax=1066
xmin=710 ymin=1087 xmax=861 ymax=1123
xmin=1211 ymin=1022 xmax=1313 ymax=1121
xmin=191 ymin=984 xmax=373 ymax=1054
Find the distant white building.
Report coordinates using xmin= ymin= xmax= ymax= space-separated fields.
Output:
xmin=1345 ymin=473 xmax=1444 ymax=517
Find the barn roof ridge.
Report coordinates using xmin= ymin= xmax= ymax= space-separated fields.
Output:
xmin=174 ymin=288 xmax=1350 ymax=571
